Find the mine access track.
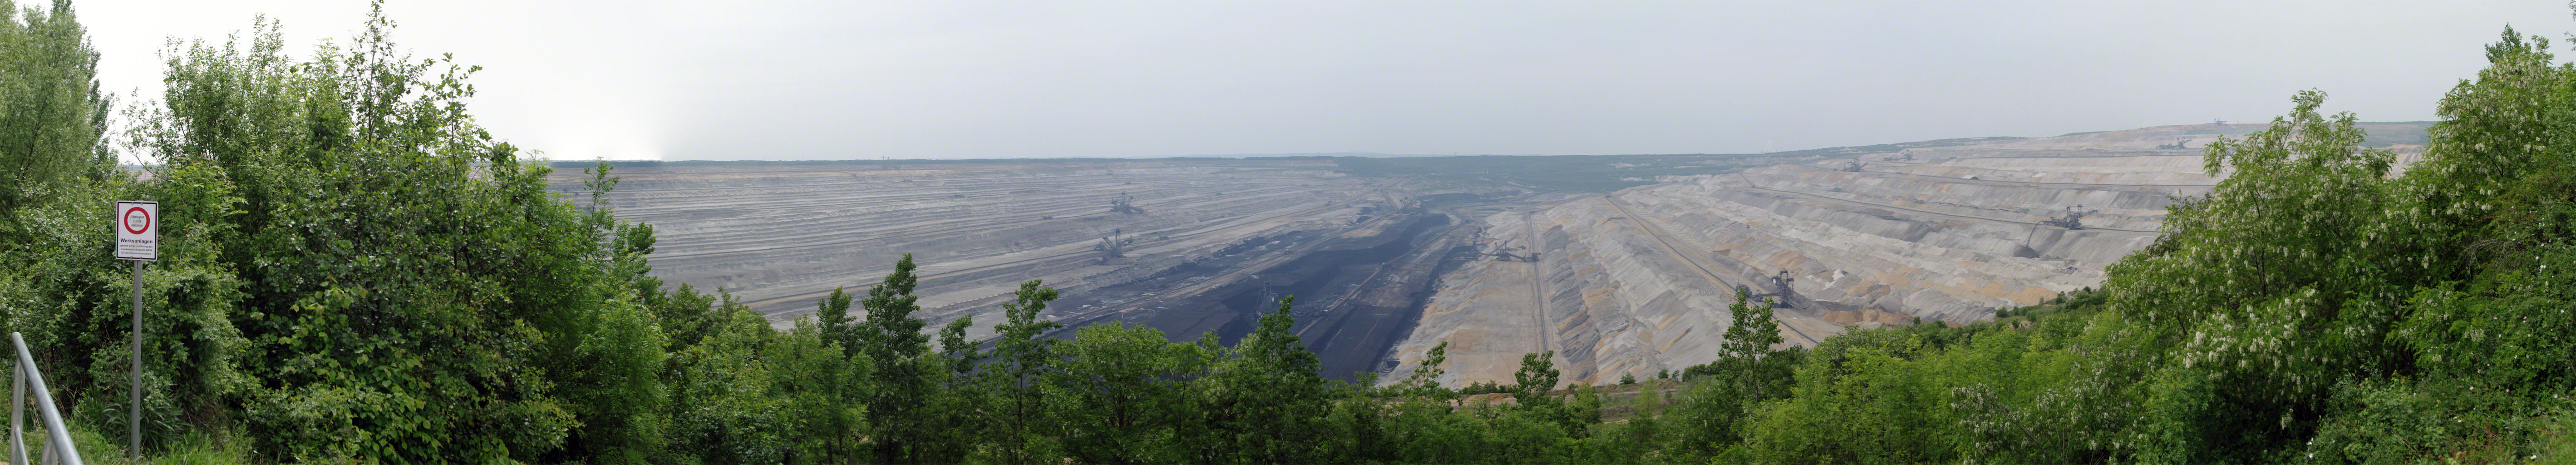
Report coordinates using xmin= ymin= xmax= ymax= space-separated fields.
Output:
xmin=1601 ymin=197 xmax=1822 ymax=346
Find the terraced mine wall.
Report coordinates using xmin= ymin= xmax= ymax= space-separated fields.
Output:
xmin=552 ymin=159 xmax=1521 ymax=364
xmin=1386 ymin=123 xmax=2432 ymax=388
xmin=549 ymin=124 xmax=2430 ymax=387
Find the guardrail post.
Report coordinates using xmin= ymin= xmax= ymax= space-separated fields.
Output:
xmin=11 ymin=332 xmax=81 ymax=465
xmin=11 ymin=360 xmax=22 ymax=465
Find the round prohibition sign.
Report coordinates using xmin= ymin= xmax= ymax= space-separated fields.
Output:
xmin=123 ymin=206 xmax=151 ymax=234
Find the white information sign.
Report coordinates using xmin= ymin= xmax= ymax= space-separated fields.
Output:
xmin=115 ymin=201 xmax=157 ymax=261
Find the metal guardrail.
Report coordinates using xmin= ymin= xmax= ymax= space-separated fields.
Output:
xmin=10 ymin=332 xmax=84 ymax=465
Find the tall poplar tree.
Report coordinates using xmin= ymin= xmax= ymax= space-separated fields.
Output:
xmin=854 ymin=254 xmax=931 ymax=463
xmin=0 ymin=0 xmax=109 ymax=229
xmin=989 ymin=279 xmax=1063 ymax=463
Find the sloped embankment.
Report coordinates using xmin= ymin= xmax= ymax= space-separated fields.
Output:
xmin=1387 ymin=123 xmax=2433 ymax=386
xmin=554 ymin=159 xmax=1398 ymax=338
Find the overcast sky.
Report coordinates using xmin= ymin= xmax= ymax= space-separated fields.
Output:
xmin=76 ymin=0 xmax=2572 ymax=161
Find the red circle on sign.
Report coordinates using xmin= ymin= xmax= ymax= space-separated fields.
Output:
xmin=123 ymin=207 xmax=150 ymax=234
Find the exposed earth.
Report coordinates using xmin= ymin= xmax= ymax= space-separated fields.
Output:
xmin=547 ymin=121 xmax=2431 ymax=386
xmin=550 ymin=158 xmax=1533 ymax=380
xmin=1385 ymin=122 xmax=2430 ymax=386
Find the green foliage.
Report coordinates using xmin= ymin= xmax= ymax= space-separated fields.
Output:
xmin=1483 ymin=406 xmax=1573 ymax=464
xmin=1719 ymin=292 xmax=1784 ymax=363
xmin=649 ymin=283 xmax=723 ymax=349
xmin=1200 ymin=295 xmax=1331 ymax=463
xmin=661 ymin=307 xmax=791 ymax=464
xmin=0 ymin=0 xmax=111 ymax=228
xmin=1389 ymin=341 xmax=1457 ymax=401
xmin=2301 ymin=378 xmax=2560 ymax=464
xmin=2535 ymin=409 xmax=2576 ymax=465
xmin=140 ymin=427 xmax=256 ymax=465
xmin=764 ymin=314 xmax=870 ymax=464
xmin=990 ymin=279 xmax=1064 ymax=463
xmin=114 ymin=4 xmax=612 ymax=460
xmin=852 ymin=253 xmax=939 ymax=463
xmin=559 ymin=294 xmax=669 ymax=463
xmin=18 ymin=2 xmax=2576 ymax=464
xmin=1743 ymin=331 xmax=1960 ymax=464
xmin=1049 ymin=322 xmax=1209 ymax=464
xmin=1512 ymin=350 xmax=1559 ymax=406
xmin=813 ymin=285 xmax=854 ymax=354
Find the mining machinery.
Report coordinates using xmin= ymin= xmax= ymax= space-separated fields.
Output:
xmin=1731 ymin=270 xmax=1803 ymax=309
xmin=1094 ymin=235 xmax=1135 ymax=264
xmin=2039 ymin=204 xmax=2097 ymax=230
xmin=1110 ymin=192 xmax=1145 ymax=214
xmin=1479 ymin=245 xmax=1537 ymax=262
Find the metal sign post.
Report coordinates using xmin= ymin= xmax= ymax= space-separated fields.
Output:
xmin=113 ymin=201 xmax=155 ymax=457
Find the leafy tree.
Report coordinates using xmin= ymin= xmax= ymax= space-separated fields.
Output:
xmin=662 ymin=305 xmax=791 ymax=464
xmin=2393 ymin=27 xmax=2576 ymax=394
xmin=651 ymin=283 xmax=723 ymax=349
xmin=1051 ymin=322 xmax=1202 ymax=464
xmin=1566 ymin=384 xmax=1602 ymax=427
xmin=1200 ymin=296 xmax=1329 ymax=463
xmin=936 ymin=313 xmax=980 ymax=376
xmin=2404 ymin=26 xmax=2574 ymax=268
xmin=1390 ymin=341 xmax=1456 ymax=402
xmin=41 ymin=3 xmax=2576 ymax=463
xmin=1719 ymin=292 xmax=1782 ymax=361
xmin=0 ymin=0 xmax=110 ymax=230
xmin=914 ymin=313 xmax=987 ymax=464
xmin=1460 ymin=380 xmax=1510 ymax=395
xmin=1320 ymin=379 xmax=1389 ymax=463
xmin=765 ymin=315 xmax=869 ymax=464
xmin=0 ymin=2 xmax=249 ymax=458
xmin=851 ymin=253 xmax=934 ymax=463
xmin=1164 ymin=330 xmax=1232 ymax=462
xmin=2091 ymin=89 xmax=2407 ymax=462
xmin=1512 ymin=350 xmax=1560 ymax=407
xmin=1742 ymin=331 xmax=1959 ymax=464
xmin=1657 ymin=377 xmax=1742 ymax=460
xmin=558 ymin=292 xmax=670 ymax=463
xmin=1583 ymin=398 xmax=1666 ymax=463
xmin=1716 ymin=290 xmax=1788 ymax=400
xmin=2301 ymin=27 xmax=2576 ymax=463
xmin=542 ymin=160 xmax=675 ymax=463
xmin=1485 ymin=405 xmax=1574 ymax=464
xmin=988 ymin=279 xmax=1063 ymax=463
xmin=1379 ymin=394 xmax=1489 ymax=463
xmin=123 ymin=5 xmax=625 ymax=460
xmin=813 ymin=285 xmax=854 ymax=354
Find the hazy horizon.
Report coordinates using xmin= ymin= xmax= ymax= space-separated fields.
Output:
xmin=86 ymin=0 xmax=2565 ymax=161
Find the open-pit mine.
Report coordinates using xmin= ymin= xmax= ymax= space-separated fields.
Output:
xmin=553 ymin=158 xmax=1531 ymax=380
xmin=1384 ymin=122 xmax=2428 ymax=386
xmin=552 ymin=121 xmax=2429 ymax=387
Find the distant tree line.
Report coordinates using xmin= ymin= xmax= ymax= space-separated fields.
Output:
xmin=0 ymin=0 xmax=2573 ymax=463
